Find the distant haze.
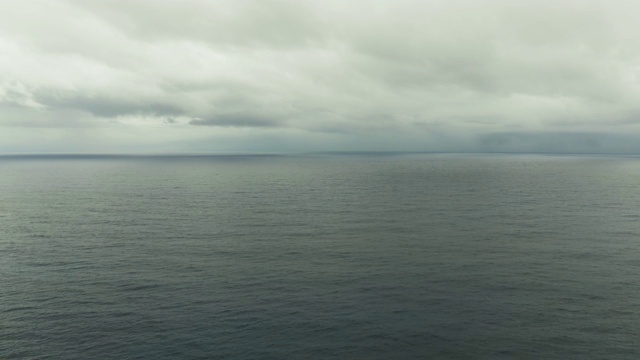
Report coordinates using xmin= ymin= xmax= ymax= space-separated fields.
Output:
xmin=2 ymin=0 xmax=640 ymax=153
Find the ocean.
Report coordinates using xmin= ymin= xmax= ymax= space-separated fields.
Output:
xmin=1 ymin=153 xmax=640 ymax=359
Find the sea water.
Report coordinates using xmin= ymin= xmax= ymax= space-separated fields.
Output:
xmin=2 ymin=153 xmax=640 ymax=359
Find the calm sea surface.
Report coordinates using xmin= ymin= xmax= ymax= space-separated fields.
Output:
xmin=2 ymin=153 xmax=640 ymax=359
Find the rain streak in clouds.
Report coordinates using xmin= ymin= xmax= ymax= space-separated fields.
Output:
xmin=1 ymin=0 xmax=640 ymax=153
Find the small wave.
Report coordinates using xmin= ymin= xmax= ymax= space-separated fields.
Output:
xmin=117 ymin=283 xmax=162 ymax=292
xmin=3 ymin=306 xmax=36 ymax=313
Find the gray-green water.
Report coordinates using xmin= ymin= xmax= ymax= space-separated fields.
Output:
xmin=2 ymin=154 xmax=640 ymax=359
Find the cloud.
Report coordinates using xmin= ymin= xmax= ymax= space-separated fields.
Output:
xmin=475 ymin=131 xmax=640 ymax=154
xmin=1 ymin=0 xmax=640 ymax=153
xmin=0 ymin=82 xmax=47 ymax=109
xmin=32 ymin=93 xmax=184 ymax=118
xmin=190 ymin=113 xmax=282 ymax=128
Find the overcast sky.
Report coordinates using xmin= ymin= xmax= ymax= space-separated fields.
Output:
xmin=1 ymin=0 xmax=640 ymax=153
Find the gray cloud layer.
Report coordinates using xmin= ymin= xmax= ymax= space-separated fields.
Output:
xmin=1 ymin=0 xmax=640 ymax=153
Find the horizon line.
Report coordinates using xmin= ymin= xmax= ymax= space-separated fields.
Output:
xmin=1 ymin=151 xmax=639 ymax=158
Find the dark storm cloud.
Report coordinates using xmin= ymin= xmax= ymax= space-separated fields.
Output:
xmin=189 ymin=113 xmax=282 ymax=128
xmin=475 ymin=132 xmax=636 ymax=154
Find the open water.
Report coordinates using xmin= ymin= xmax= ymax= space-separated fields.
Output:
xmin=1 ymin=153 xmax=640 ymax=359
